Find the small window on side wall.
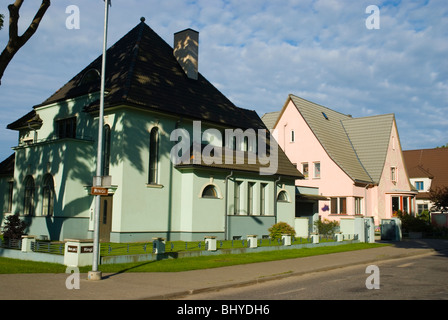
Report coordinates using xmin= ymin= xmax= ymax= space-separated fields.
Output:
xmin=277 ymin=190 xmax=289 ymax=202
xmin=202 ymin=185 xmax=218 ymax=198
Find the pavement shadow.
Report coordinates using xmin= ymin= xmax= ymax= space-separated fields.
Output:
xmin=382 ymin=238 xmax=448 ymax=258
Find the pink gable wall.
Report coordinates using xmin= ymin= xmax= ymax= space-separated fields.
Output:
xmin=374 ymin=119 xmax=416 ymax=222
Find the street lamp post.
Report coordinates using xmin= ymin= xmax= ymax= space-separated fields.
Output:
xmin=88 ymin=0 xmax=110 ymax=281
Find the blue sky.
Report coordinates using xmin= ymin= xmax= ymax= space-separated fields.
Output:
xmin=0 ymin=0 xmax=447 ymax=161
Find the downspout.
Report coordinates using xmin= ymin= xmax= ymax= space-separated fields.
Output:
xmin=274 ymin=176 xmax=281 ymax=224
xmin=364 ymin=183 xmax=371 ymax=217
xmin=225 ymin=171 xmax=233 ymax=240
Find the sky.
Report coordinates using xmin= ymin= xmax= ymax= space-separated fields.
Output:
xmin=0 ymin=0 xmax=447 ymax=162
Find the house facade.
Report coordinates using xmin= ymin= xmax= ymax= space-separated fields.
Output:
xmin=263 ymin=94 xmax=417 ymax=226
xmin=0 ymin=20 xmax=302 ymax=242
xmin=403 ymin=148 xmax=448 ymax=214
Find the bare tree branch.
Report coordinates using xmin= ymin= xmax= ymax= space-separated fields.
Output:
xmin=0 ymin=0 xmax=50 ymax=85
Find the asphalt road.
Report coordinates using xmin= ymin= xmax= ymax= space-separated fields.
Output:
xmin=180 ymin=250 xmax=448 ymax=300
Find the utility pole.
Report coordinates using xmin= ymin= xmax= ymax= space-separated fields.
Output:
xmin=88 ymin=0 xmax=110 ymax=281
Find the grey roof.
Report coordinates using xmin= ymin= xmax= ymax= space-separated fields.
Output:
xmin=265 ymin=94 xmax=396 ymax=184
xmin=261 ymin=111 xmax=281 ymax=130
xmin=341 ymin=114 xmax=394 ymax=183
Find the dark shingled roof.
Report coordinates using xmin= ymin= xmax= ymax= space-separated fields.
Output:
xmin=7 ymin=20 xmax=302 ymax=179
xmin=0 ymin=153 xmax=14 ymax=176
xmin=36 ymin=20 xmax=263 ymax=130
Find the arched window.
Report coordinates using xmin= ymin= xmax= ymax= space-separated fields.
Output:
xmin=201 ymin=185 xmax=218 ymax=198
xmin=79 ymin=68 xmax=100 ymax=86
xmin=277 ymin=190 xmax=289 ymax=202
xmin=24 ymin=175 xmax=35 ymax=216
xmin=42 ymin=174 xmax=55 ymax=216
xmin=148 ymin=127 xmax=159 ymax=184
xmin=102 ymin=125 xmax=111 ymax=176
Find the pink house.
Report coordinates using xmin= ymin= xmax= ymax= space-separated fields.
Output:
xmin=262 ymin=94 xmax=417 ymax=226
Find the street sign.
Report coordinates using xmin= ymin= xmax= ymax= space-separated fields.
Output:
xmin=91 ymin=187 xmax=108 ymax=196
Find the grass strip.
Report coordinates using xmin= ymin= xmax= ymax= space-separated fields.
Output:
xmin=0 ymin=242 xmax=389 ymax=274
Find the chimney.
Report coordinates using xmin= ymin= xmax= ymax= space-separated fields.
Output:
xmin=173 ymin=28 xmax=199 ymax=80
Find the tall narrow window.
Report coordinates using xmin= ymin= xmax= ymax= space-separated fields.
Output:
xmin=24 ymin=176 xmax=35 ymax=216
xmin=339 ymin=197 xmax=347 ymax=214
xmin=354 ymin=197 xmax=363 ymax=215
xmin=314 ymin=162 xmax=321 ymax=178
xmin=42 ymin=174 xmax=55 ymax=216
xmin=290 ymin=130 xmax=295 ymax=142
xmin=391 ymin=167 xmax=397 ymax=183
xmin=148 ymin=127 xmax=159 ymax=184
xmin=234 ymin=181 xmax=242 ymax=215
xmin=247 ymin=182 xmax=255 ymax=215
xmin=302 ymin=163 xmax=309 ymax=179
xmin=7 ymin=181 xmax=13 ymax=213
xmin=260 ymin=183 xmax=267 ymax=215
xmin=102 ymin=125 xmax=111 ymax=176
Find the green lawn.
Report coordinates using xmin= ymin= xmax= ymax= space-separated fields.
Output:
xmin=0 ymin=242 xmax=389 ymax=274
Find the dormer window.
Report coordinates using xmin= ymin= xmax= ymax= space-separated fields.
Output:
xmin=79 ymin=69 xmax=100 ymax=86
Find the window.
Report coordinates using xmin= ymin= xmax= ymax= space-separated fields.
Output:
xmin=234 ymin=181 xmax=242 ymax=214
xmin=24 ymin=176 xmax=35 ymax=216
xmin=148 ymin=127 xmax=159 ymax=184
xmin=247 ymin=182 xmax=255 ymax=214
xmin=391 ymin=167 xmax=397 ymax=183
xmin=302 ymin=163 xmax=309 ymax=179
xmin=260 ymin=183 xmax=267 ymax=215
xmin=290 ymin=130 xmax=295 ymax=142
xmin=314 ymin=162 xmax=321 ymax=179
xmin=418 ymin=204 xmax=428 ymax=214
xmin=392 ymin=196 xmax=399 ymax=213
xmin=56 ymin=117 xmax=76 ymax=139
xmin=415 ymin=181 xmax=424 ymax=191
xmin=277 ymin=190 xmax=289 ymax=202
xmin=202 ymin=185 xmax=218 ymax=198
xmin=354 ymin=197 xmax=363 ymax=215
xmin=331 ymin=198 xmax=338 ymax=214
xmin=79 ymin=68 xmax=100 ymax=86
xmin=330 ymin=197 xmax=347 ymax=214
xmin=7 ymin=181 xmax=13 ymax=213
xmin=42 ymin=174 xmax=55 ymax=216
xmin=102 ymin=125 xmax=111 ymax=176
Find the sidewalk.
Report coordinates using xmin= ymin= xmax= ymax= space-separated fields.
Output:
xmin=1 ymin=239 xmax=447 ymax=300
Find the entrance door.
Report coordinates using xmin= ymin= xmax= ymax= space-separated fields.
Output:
xmin=99 ymin=196 xmax=113 ymax=242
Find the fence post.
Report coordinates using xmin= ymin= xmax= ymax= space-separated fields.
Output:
xmin=282 ymin=234 xmax=292 ymax=246
xmin=247 ymin=235 xmax=258 ymax=248
xmin=21 ymin=235 xmax=36 ymax=253
xmin=204 ymin=236 xmax=217 ymax=251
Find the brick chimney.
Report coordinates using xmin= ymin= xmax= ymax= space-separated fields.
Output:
xmin=173 ymin=28 xmax=199 ymax=80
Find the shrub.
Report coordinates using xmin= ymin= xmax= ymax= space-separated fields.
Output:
xmin=397 ymin=211 xmax=432 ymax=233
xmin=314 ymin=219 xmax=340 ymax=236
xmin=268 ymin=222 xmax=295 ymax=240
xmin=2 ymin=213 xmax=28 ymax=241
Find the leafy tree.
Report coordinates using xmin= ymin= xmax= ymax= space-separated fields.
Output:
xmin=429 ymin=186 xmax=448 ymax=213
xmin=0 ymin=0 xmax=51 ymax=85
xmin=2 ymin=213 xmax=28 ymax=241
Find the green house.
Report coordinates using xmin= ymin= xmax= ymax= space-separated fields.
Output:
xmin=1 ymin=20 xmax=302 ymax=242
